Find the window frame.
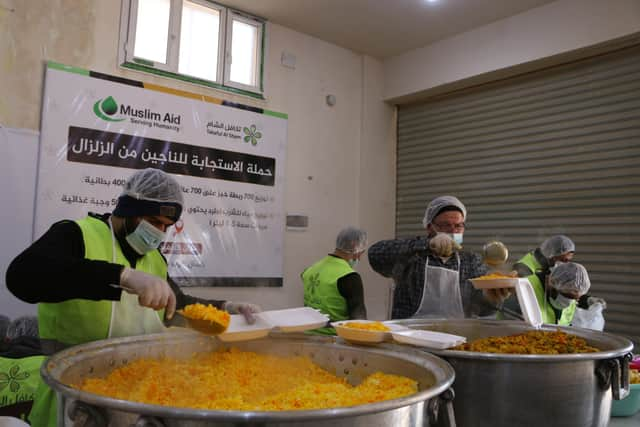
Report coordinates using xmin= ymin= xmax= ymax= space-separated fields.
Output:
xmin=223 ymin=10 xmax=264 ymax=93
xmin=118 ymin=0 xmax=265 ymax=98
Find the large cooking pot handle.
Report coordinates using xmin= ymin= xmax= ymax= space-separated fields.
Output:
xmin=611 ymin=353 xmax=633 ymax=400
xmin=427 ymin=387 xmax=457 ymax=427
xmin=597 ymin=353 xmax=632 ymax=400
xmin=67 ymin=400 xmax=107 ymax=427
xmin=134 ymin=416 xmax=166 ymax=427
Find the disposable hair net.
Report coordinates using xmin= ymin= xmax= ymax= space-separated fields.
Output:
xmin=422 ymin=196 xmax=467 ymax=228
xmin=6 ymin=316 xmax=39 ymax=340
xmin=121 ymin=168 xmax=184 ymax=206
xmin=549 ymin=262 xmax=590 ymax=295
xmin=336 ymin=226 xmax=368 ymax=254
xmin=540 ymin=235 xmax=575 ymax=258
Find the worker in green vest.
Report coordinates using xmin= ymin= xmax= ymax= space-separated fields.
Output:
xmin=302 ymin=226 xmax=368 ymax=335
xmin=543 ymin=261 xmax=591 ymax=325
xmin=512 ymin=235 xmax=579 ymax=324
xmin=6 ymin=168 xmax=260 ymax=427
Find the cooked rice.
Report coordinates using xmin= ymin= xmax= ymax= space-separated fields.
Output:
xmin=77 ymin=347 xmax=417 ymax=410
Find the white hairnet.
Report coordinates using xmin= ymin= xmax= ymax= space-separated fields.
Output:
xmin=121 ymin=168 xmax=183 ymax=205
xmin=6 ymin=316 xmax=39 ymax=340
xmin=549 ymin=262 xmax=590 ymax=295
xmin=422 ymin=195 xmax=467 ymax=228
xmin=336 ymin=226 xmax=368 ymax=254
xmin=540 ymin=235 xmax=575 ymax=258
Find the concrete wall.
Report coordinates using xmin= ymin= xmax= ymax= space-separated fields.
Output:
xmin=0 ymin=1 xmax=396 ymax=319
xmin=384 ymin=0 xmax=640 ymax=103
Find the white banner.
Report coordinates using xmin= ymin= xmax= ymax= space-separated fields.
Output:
xmin=36 ymin=62 xmax=287 ymax=287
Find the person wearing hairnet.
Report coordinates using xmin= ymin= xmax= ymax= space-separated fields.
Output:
xmin=5 ymin=168 xmax=260 ymax=427
xmin=302 ymin=226 xmax=368 ymax=334
xmin=513 ymin=234 xmax=576 ymax=280
xmin=538 ymin=262 xmax=591 ymax=325
xmin=368 ymin=196 xmax=508 ymax=319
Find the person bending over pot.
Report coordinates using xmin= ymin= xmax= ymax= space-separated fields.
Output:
xmin=6 ymin=168 xmax=260 ymax=427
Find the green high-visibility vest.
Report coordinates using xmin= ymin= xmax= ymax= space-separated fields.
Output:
xmin=517 ymin=252 xmax=576 ymax=326
xmin=30 ymin=216 xmax=167 ymax=427
xmin=302 ymin=255 xmax=354 ymax=335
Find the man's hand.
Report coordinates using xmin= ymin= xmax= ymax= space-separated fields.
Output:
xmin=223 ymin=301 xmax=262 ymax=324
xmin=429 ymin=233 xmax=461 ymax=257
xmin=119 ymin=267 xmax=176 ymax=319
xmin=482 ymin=287 xmax=512 ymax=305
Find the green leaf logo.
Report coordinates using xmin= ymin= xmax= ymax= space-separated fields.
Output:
xmin=243 ymin=125 xmax=262 ymax=146
xmin=101 ymin=96 xmax=118 ymax=115
xmin=93 ymin=96 xmax=125 ymax=122
xmin=0 ymin=364 xmax=29 ymax=393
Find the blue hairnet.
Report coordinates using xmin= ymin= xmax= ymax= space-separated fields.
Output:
xmin=549 ymin=262 xmax=590 ymax=295
xmin=335 ymin=226 xmax=368 ymax=254
xmin=422 ymin=195 xmax=467 ymax=228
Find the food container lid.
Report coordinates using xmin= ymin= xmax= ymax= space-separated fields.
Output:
xmin=515 ymin=278 xmax=543 ymax=329
xmin=258 ymin=307 xmax=329 ymax=332
xmin=218 ymin=307 xmax=330 ymax=341
xmin=391 ymin=329 xmax=466 ymax=349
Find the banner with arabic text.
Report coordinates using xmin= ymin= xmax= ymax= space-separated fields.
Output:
xmin=35 ymin=62 xmax=287 ymax=287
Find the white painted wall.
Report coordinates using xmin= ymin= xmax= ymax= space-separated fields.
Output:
xmin=0 ymin=2 xmax=395 ymax=319
xmin=3 ymin=0 xmax=638 ymax=322
xmin=384 ymin=0 xmax=640 ymax=102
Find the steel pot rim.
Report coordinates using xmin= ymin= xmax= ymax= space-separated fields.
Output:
xmin=387 ymin=319 xmax=634 ymax=361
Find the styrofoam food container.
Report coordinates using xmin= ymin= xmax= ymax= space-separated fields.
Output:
xmin=217 ymin=314 xmax=272 ymax=342
xmin=391 ymin=329 xmax=466 ymax=349
xmin=470 ymin=277 xmax=518 ymax=289
xmin=259 ymin=307 xmax=329 ymax=332
xmin=218 ymin=307 xmax=330 ymax=342
xmin=332 ymin=320 xmax=406 ymax=344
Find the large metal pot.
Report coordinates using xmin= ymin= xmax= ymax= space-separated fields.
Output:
xmin=42 ymin=331 xmax=456 ymax=427
xmin=390 ymin=319 xmax=634 ymax=427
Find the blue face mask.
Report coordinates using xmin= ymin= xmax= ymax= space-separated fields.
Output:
xmin=550 ymin=293 xmax=573 ymax=310
xmin=126 ymin=219 xmax=166 ymax=255
xmin=348 ymin=259 xmax=359 ymax=269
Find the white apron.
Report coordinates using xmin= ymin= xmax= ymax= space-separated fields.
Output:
xmin=108 ymin=217 xmax=166 ymax=338
xmin=412 ymin=253 xmax=465 ymax=319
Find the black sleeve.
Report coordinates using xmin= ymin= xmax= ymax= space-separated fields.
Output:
xmin=368 ymin=237 xmax=428 ymax=278
xmin=6 ymin=220 xmax=122 ymax=303
xmin=337 ymin=272 xmax=367 ymax=319
xmin=167 ymin=277 xmax=226 ymax=310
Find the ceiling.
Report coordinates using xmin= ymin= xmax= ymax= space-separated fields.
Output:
xmin=220 ymin=0 xmax=558 ymax=59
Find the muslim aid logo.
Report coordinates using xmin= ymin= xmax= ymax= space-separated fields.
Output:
xmin=243 ymin=124 xmax=262 ymax=146
xmin=93 ymin=96 xmax=126 ymax=122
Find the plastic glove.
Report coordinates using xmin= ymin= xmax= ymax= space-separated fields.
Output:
xmin=429 ymin=233 xmax=461 ymax=258
xmin=223 ymin=301 xmax=262 ymax=325
xmin=119 ymin=267 xmax=176 ymax=319
xmin=587 ymin=296 xmax=607 ymax=309
xmin=482 ymin=287 xmax=513 ymax=305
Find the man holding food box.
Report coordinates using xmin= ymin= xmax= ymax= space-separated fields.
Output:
xmin=368 ymin=195 xmax=510 ymax=319
xmin=6 ymin=168 xmax=260 ymax=426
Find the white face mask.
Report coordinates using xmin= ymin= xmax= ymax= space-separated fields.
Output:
xmin=348 ymin=258 xmax=359 ymax=269
xmin=444 ymin=232 xmax=463 ymax=245
xmin=126 ymin=219 xmax=166 ymax=255
xmin=550 ymin=293 xmax=573 ymax=310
